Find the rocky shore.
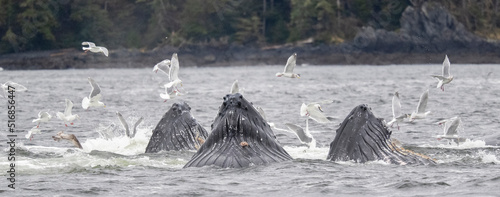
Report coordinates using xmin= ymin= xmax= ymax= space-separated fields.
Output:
xmin=1 ymin=2 xmax=500 ymax=70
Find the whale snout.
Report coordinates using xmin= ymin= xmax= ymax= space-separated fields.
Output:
xmin=222 ymin=93 xmax=248 ymax=111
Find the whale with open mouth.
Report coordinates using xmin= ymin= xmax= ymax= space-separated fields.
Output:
xmin=145 ymin=101 xmax=208 ymax=153
xmin=327 ymin=104 xmax=435 ymax=165
xmin=184 ymin=93 xmax=292 ymax=168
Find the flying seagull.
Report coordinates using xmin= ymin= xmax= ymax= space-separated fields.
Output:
xmin=431 ymin=55 xmax=454 ymax=91
xmin=82 ymin=41 xmax=109 ymax=57
xmin=276 ymin=53 xmax=300 ymax=78
xmin=56 ymin=99 xmax=80 ymax=127
xmin=409 ymin=89 xmax=431 ymax=121
xmin=82 ymin=77 xmax=105 ymax=109
xmin=387 ymin=91 xmax=409 ymax=129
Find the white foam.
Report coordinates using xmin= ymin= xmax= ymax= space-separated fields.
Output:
xmin=82 ymin=127 xmax=152 ymax=155
xmin=477 ymin=151 xmax=500 ymax=164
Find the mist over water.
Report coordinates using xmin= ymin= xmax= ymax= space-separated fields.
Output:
xmin=1 ymin=65 xmax=499 ymax=196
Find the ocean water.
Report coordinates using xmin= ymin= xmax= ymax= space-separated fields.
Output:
xmin=1 ymin=64 xmax=499 ymax=196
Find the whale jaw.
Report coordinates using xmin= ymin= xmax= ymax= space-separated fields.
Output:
xmin=327 ymin=104 xmax=435 ymax=165
xmin=145 ymin=102 xmax=208 ymax=153
xmin=184 ymin=93 xmax=292 ymax=168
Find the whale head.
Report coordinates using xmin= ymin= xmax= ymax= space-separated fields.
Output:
xmin=184 ymin=93 xmax=292 ymax=168
xmin=145 ymin=101 xmax=208 ymax=153
xmin=327 ymin=104 xmax=435 ymax=165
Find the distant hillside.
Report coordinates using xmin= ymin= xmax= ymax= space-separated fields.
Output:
xmin=1 ymin=0 xmax=500 ymax=55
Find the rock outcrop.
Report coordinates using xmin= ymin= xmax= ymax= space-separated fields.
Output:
xmin=351 ymin=2 xmax=499 ymax=53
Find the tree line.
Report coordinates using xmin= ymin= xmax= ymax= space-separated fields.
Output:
xmin=1 ymin=0 xmax=499 ymax=54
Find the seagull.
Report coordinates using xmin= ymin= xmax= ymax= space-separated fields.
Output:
xmin=164 ymin=53 xmax=183 ymax=91
xmin=160 ymin=83 xmax=182 ymax=102
xmin=285 ymin=119 xmax=316 ymax=148
xmin=1 ymin=81 xmax=27 ymax=98
xmin=436 ymin=117 xmax=466 ymax=145
xmin=82 ymin=77 xmax=105 ymax=109
xmin=431 ymin=55 xmax=454 ymax=91
xmin=56 ymin=99 xmax=80 ymax=127
xmin=276 ymin=53 xmax=300 ymax=78
xmin=153 ymin=59 xmax=171 ymax=75
xmin=300 ymin=101 xmax=334 ymax=123
xmin=25 ymin=126 xmax=41 ymax=141
xmin=116 ymin=112 xmax=144 ymax=138
xmin=230 ymin=80 xmax=239 ymax=94
xmin=82 ymin=41 xmax=109 ymax=57
xmin=387 ymin=91 xmax=409 ymax=129
xmin=32 ymin=111 xmax=52 ymax=128
xmin=409 ymin=89 xmax=431 ymax=121
xmin=52 ymin=131 xmax=83 ymax=149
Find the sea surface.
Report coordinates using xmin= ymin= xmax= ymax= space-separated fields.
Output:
xmin=1 ymin=64 xmax=499 ymax=196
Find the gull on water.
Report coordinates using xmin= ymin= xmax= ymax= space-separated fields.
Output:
xmin=431 ymin=55 xmax=454 ymax=91
xmin=409 ymin=89 xmax=431 ymax=122
xmin=285 ymin=119 xmax=316 ymax=148
xmin=52 ymin=131 xmax=83 ymax=149
xmin=153 ymin=59 xmax=171 ymax=75
xmin=56 ymin=99 xmax=80 ymax=127
xmin=116 ymin=111 xmax=144 ymax=138
xmin=1 ymin=81 xmax=27 ymax=98
xmin=25 ymin=126 xmax=42 ymax=141
xmin=276 ymin=53 xmax=300 ymax=78
xmin=32 ymin=111 xmax=52 ymax=128
xmin=230 ymin=80 xmax=239 ymax=94
xmin=82 ymin=41 xmax=109 ymax=57
xmin=300 ymin=101 xmax=335 ymax=123
xmin=436 ymin=117 xmax=466 ymax=145
xmin=82 ymin=77 xmax=105 ymax=109
xmin=387 ymin=91 xmax=409 ymax=129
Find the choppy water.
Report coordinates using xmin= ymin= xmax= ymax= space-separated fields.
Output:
xmin=1 ymin=64 xmax=499 ymax=196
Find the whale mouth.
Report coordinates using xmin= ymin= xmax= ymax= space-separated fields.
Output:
xmin=184 ymin=93 xmax=292 ymax=168
xmin=328 ymin=104 xmax=435 ymax=165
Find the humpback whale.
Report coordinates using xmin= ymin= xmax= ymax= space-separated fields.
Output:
xmin=145 ymin=102 xmax=208 ymax=153
xmin=327 ymin=104 xmax=435 ymax=165
xmin=184 ymin=93 xmax=292 ymax=168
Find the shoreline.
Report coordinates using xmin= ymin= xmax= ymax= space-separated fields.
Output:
xmin=1 ymin=45 xmax=500 ymax=70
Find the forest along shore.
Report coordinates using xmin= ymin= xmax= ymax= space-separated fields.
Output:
xmin=1 ymin=2 xmax=500 ymax=70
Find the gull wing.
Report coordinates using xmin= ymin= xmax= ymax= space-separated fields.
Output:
xmin=82 ymin=42 xmax=96 ymax=47
xmin=64 ymin=99 xmax=73 ymax=116
xmin=392 ymin=92 xmax=402 ymax=118
xmin=169 ymin=53 xmax=180 ymax=81
xmin=307 ymin=104 xmax=330 ymax=123
xmin=153 ymin=59 xmax=171 ymax=75
xmin=230 ymin=80 xmax=239 ymax=94
xmin=416 ymin=89 xmax=429 ymax=113
xmin=283 ymin=53 xmax=297 ymax=73
xmin=131 ymin=117 xmax=144 ymax=138
xmin=284 ymin=123 xmax=312 ymax=144
xmin=444 ymin=117 xmax=461 ymax=136
xmin=442 ymin=55 xmax=450 ymax=77
xmin=116 ymin=112 xmax=130 ymax=137
xmin=98 ymin=47 xmax=109 ymax=57
xmin=87 ymin=77 xmax=102 ymax=99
